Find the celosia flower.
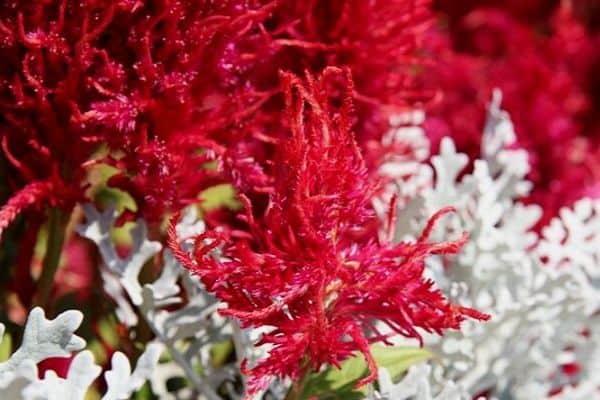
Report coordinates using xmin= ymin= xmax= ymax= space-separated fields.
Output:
xmin=0 ymin=0 xmax=433 ymax=237
xmin=169 ymin=70 xmax=488 ymax=396
xmin=0 ymin=0 xmax=268 ymax=230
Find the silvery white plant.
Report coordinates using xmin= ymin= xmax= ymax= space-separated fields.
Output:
xmin=537 ymin=198 xmax=600 ymax=398
xmin=0 ymin=307 xmax=161 ymax=399
xmin=373 ymin=109 xmax=433 ymax=218
xmin=390 ymin=91 xmax=598 ymax=399
xmin=372 ymin=364 xmax=469 ymax=400
xmin=77 ymin=204 xmax=287 ymax=399
xmin=77 ymin=204 xmax=238 ymax=400
xmin=2 ymin=91 xmax=598 ymax=400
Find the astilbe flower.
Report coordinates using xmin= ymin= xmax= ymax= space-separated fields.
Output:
xmin=422 ymin=2 xmax=600 ymax=227
xmin=168 ymin=70 xmax=488 ymax=396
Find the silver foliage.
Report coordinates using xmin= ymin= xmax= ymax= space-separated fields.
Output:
xmin=22 ymin=350 xmax=101 ymax=400
xmin=0 ymin=307 xmax=85 ymax=378
xmin=0 ymin=307 xmax=161 ymax=399
xmin=0 ymin=307 xmax=86 ymax=398
xmin=537 ymin=198 xmax=600 ymax=398
xmin=2 ymin=89 xmax=597 ymax=400
xmin=371 ymin=364 xmax=470 ymax=400
xmin=102 ymin=343 xmax=163 ymax=400
xmin=77 ymin=204 xmax=252 ymax=400
xmin=373 ymin=110 xmax=433 ymax=218
xmin=391 ymin=92 xmax=598 ymax=399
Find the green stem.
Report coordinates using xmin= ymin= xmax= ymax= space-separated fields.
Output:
xmin=35 ymin=208 xmax=67 ymax=307
xmin=284 ymin=369 xmax=310 ymax=400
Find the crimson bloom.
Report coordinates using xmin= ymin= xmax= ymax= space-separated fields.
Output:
xmin=0 ymin=0 xmax=433 ymax=237
xmin=0 ymin=0 xmax=275 ymax=230
xmin=169 ymin=70 xmax=488 ymax=396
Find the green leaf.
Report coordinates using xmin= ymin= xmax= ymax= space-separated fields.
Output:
xmin=0 ymin=331 xmax=12 ymax=362
xmin=210 ymin=339 xmax=234 ymax=368
xmin=133 ymin=382 xmax=157 ymax=400
xmin=370 ymin=345 xmax=433 ymax=380
xmin=300 ymin=345 xmax=432 ymax=400
xmin=199 ymin=184 xmax=240 ymax=211
xmin=97 ymin=316 xmax=120 ymax=348
xmin=87 ymin=339 xmax=108 ymax=366
xmin=90 ymin=163 xmax=137 ymax=213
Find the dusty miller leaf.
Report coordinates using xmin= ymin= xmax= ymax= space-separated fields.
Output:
xmin=391 ymin=93 xmax=590 ymax=399
xmin=0 ymin=307 xmax=85 ymax=378
xmin=375 ymin=364 xmax=469 ymax=400
xmin=102 ymin=342 xmax=163 ymax=400
xmin=22 ymin=351 xmax=101 ymax=400
xmin=78 ymin=205 xmax=230 ymax=400
xmin=76 ymin=204 xmax=162 ymax=307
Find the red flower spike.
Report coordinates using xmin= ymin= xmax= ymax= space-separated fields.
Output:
xmin=1 ymin=0 xmax=433 ymax=231
xmin=0 ymin=181 xmax=54 ymax=239
xmin=169 ymin=70 xmax=488 ymax=397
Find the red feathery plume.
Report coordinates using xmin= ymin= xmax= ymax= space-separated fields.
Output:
xmin=0 ymin=0 xmax=433 ymax=232
xmin=0 ymin=181 xmax=55 ymax=239
xmin=169 ymin=70 xmax=488 ymax=396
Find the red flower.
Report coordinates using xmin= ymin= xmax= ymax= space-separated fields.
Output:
xmin=0 ymin=1 xmax=270 ymax=228
xmin=37 ymin=355 xmax=75 ymax=380
xmin=169 ymin=70 xmax=488 ymax=396
xmin=0 ymin=0 xmax=433 ymax=234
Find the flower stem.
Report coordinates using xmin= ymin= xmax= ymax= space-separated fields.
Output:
xmin=284 ymin=369 xmax=310 ymax=400
xmin=35 ymin=208 xmax=67 ymax=307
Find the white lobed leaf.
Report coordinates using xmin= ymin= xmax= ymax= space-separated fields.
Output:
xmin=375 ymin=364 xmax=470 ymax=400
xmin=373 ymin=111 xmax=433 ymax=219
xmin=481 ymin=89 xmax=516 ymax=161
xmin=23 ymin=351 xmax=101 ymax=400
xmin=102 ymin=343 xmax=163 ymax=400
xmin=77 ymin=204 xmax=162 ymax=307
xmin=0 ymin=307 xmax=85 ymax=378
xmin=390 ymin=93 xmax=595 ymax=398
xmin=101 ymin=268 xmax=138 ymax=326
xmin=0 ymin=360 xmax=37 ymax=398
xmin=536 ymin=199 xmax=600 ymax=392
xmin=0 ymin=307 xmax=163 ymax=400
xmin=78 ymin=204 xmax=235 ymax=400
